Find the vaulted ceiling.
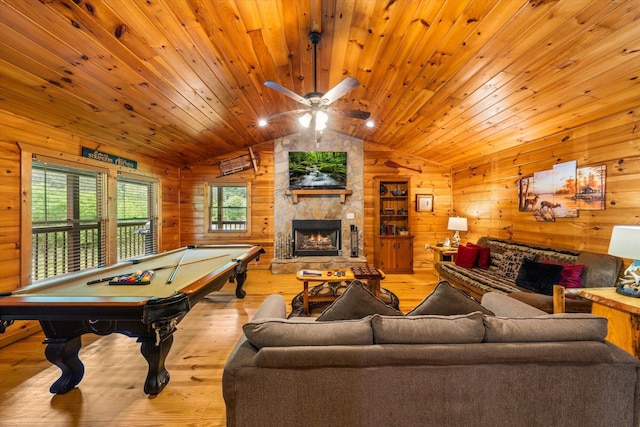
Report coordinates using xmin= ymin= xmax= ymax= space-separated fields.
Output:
xmin=1 ymin=0 xmax=639 ymax=168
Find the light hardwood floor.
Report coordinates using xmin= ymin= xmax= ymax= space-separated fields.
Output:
xmin=0 ymin=270 xmax=438 ymax=426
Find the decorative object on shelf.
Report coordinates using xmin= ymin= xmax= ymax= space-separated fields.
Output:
xmin=609 ymin=225 xmax=640 ymax=297
xmin=397 ymin=209 xmax=408 ymax=215
xmin=384 ymin=160 xmax=422 ymax=173
xmin=380 ymin=183 xmax=388 ymax=195
xmin=219 ymin=147 xmax=260 ymax=176
xmin=383 ymin=208 xmax=395 ymax=215
xmin=416 ymin=194 xmax=434 ymax=212
xmin=447 ymin=217 xmax=468 ymax=248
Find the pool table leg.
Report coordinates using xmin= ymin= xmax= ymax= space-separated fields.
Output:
xmin=139 ymin=334 xmax=173 ymax=395
xmin=44 ymin=336 xmax=85 ymax=394
xmin=235 ymin=270 xmax=248 ymax=299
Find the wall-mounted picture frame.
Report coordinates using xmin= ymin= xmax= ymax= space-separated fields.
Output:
xmin=416 ymin=194 xmax=434 ymax=212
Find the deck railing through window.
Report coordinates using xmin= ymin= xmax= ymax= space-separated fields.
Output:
xmin=209 ymin=221 xmax=246 ymax=231
xmin=32 ymin=220 xmax=151 ymax=281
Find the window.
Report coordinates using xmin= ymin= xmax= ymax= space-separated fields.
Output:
xmin=31 ymin=160 xmax=106 ymax=281
xmin=207 ymin=183 xmax=250 ymax=233
xmin=117 ymin=175 xmax=158 ymax=260
xmin=27 ymin=155 xmax=160 ymax=283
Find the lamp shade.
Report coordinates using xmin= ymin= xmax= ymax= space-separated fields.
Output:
xmin=447 ymin=217 xmax=468 ymax=231
xmin=608 ymin=225 xmax=640 ymax=260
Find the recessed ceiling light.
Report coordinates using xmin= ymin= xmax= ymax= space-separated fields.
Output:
xmin=365 ymin=120 xmax=375 ymax=128
xmin=258 ymin=119 xmax=268 ymax=127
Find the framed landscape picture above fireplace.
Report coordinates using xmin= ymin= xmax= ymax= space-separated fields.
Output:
xmin=288 ymin=151 xmax=347 ymax=189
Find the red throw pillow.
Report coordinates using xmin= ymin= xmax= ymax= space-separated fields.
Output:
xmin=542 ymin=262 xmax=585 ymax=288
xmin=467 ymin=243 xmax=491 ymax=269
xmin=455 ymin=245 xmax=479 ymax=269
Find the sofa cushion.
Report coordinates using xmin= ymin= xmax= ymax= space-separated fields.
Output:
xmin=515 ymin=258 xmax=564 ymax=296
xmin=406 ymin=280 xmax=494 ymax=316
xmin=542 ymin=262 xmax=585 ymax=289
xmin=483 ymin=314 xmax=608 ymax=343
xmin=243 ymin=317 xmax=373 ymax=348
xmin=467 ymin=242 xmax=491 ymax=269
xmin=495 ymin=250 xmax=535 ymax=280
xmin=372 ymin=312 xmax=485 ymax=344
xmin=454 ymin=244 xmax=479 ymax=268
xmin=317 ymin=279 xmax=402 ymax=321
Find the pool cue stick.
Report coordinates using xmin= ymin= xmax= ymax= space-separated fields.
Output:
xmin=85 ymin=254 xmax=229 ymax=285
xmin=166 ymin=252 xmax=231 ymax=284
xmin=166 ymin=249 xmax=191 ymax=284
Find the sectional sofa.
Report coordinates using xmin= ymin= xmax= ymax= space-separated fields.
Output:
xmin=223 ymin=286 xmax=640 ymax=427
xmin=435 ymin=237 xmax=622 ymax=312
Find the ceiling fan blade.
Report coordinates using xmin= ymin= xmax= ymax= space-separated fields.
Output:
xmin=261 ymin=109 xmax=308 ymax=122
xmin=329 ymin=108 xmax=371 ymax=120
xmin=321 ymin=77 xmax=360 ymax=105
xmin=264 ymin=81 xmax=310 ymax=106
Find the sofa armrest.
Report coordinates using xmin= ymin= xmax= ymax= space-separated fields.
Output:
xmin=481 ymin=292 xmax=547 ymax=317
xmin=251 ymin=294 xmax=288 ymax=320
xmin=223 ymin=294 xmax=287 ymax=425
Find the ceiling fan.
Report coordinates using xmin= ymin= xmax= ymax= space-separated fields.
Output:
xmin=261 ymin=31 xmax=370 ymax=131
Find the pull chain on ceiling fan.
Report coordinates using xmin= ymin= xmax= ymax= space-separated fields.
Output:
xmin=261 ymin=29 xmax=370 ymax=132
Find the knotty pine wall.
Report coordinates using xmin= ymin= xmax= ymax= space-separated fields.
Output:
xmin=178 ymin=143 xmax=275 ymax=266
xmin=363 ymin=144 xmax=453 ymax=270
xmin=0 ymin=110 xmax=181 ymax=346
xmin=180 ymin=141 xmax=453 ymax=272
xmin=451 ymin=109 xmax=640 ymax=272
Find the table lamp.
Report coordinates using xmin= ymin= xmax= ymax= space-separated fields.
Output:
xmin=608 ymin=225 xmax=640 ymax=289
xmin=447 ymin=217 xmax=468 ymax=248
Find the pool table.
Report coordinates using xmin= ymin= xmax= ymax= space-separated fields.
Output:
xmin=0 ymin=244 xmax=264 ymax=395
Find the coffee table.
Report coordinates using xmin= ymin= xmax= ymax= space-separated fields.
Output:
xmin=296 ymin=268 xmax=385 ymax=314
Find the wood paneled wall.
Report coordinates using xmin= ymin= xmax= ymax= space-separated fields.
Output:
xmin=0 ymin=109 xmax=180 ymax=345
xmin=178 ymin=143 xmax=275 ymax=268
xmin=451 ymin=109 xmax=640 ymax=270
xmin=179 ymin=141 xmax=453 ymax=272
xmin=363 ymin=145 xmax=453 ymax=270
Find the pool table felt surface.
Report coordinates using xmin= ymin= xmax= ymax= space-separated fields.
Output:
xmin=6 ymin=245 xmax=257 ymax=303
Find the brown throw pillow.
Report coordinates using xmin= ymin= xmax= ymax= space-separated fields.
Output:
xmin=317 ymin=279 xmax=402 ymax=321
xmin=406 ymin=280 xmax=494 ymax=316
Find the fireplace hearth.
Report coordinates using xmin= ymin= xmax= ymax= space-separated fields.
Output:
xmin=292 ymin=220 xmax=341 ymax=257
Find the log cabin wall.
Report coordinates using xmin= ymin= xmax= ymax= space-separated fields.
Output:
xmin=363 ymin=145 xmax=453 ymax=271
xmin=178 ymin=143 xmax=275 ymax=269
xmin=178 ymin=140 xmax=454 ymax=272
xmin=451 ymin=109 xmax=640 ymax=271
xmin=0 ymin=109 xmax=181 ymax=346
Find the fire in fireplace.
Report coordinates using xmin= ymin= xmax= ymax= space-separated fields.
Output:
xmin=292 ymin=219 xmax=341 ymax=256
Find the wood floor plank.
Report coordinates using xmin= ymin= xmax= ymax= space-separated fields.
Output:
xmin=0 ymin=271 xmax=438 ymax=426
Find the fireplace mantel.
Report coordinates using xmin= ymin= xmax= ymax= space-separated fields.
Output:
xmin=286 ymin=189 xmax=353 ymax=204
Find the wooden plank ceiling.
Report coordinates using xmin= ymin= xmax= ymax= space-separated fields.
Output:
xmin=1 ymin=0 xmax=638 ymax=168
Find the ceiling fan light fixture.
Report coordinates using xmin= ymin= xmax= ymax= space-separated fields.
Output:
xmin=299 ymin=113 xmax=312 ymax=128
xmin=315 ymin=110 xmax=328 ymax=130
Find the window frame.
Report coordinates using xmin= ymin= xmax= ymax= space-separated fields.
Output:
xmin=204 ymin=181 xmax=251 ymax=236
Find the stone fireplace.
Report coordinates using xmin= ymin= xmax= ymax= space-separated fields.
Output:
xmin=271 ymin=130 xmax=367 ymax=273
xmin=292 ymin=219 xmax=342 ymax=257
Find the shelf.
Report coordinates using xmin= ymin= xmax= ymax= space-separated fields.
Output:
xmin=286 ymin=189 xmax=353 ymax=203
